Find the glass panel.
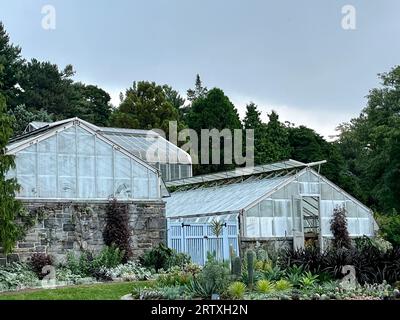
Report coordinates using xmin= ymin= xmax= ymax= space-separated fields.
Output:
xmin=59 ymin=176 xmax=76 ymax=198
xmin=259 ymin=200 xmax=273 ymax=217
xmin=16 ymin=151 xmax=36 ymax=175
xmin=359 ymin=218 xmax=372 ymax=235
xmin=58 ymin=127 xmax=76 ymax=153
xmin=246 ymin=217 xmax=260 ymax=237
xmin=38 ymin=136 xmax=56 ymax=153
xmin=321 ymin=183 xmax=332 ymax=200
xmin=347 ymin=218 xmax=359 ymax=236
xmin=149 ymin=173 xmax=159 ymax=198
xmin=260 ymin=217 xmax=273 ymax=237
xmin=77 ymin=128 xmax=95 ymax=155
xmin=346 ymin=201 xmax=358 ymax=217
xmin=38 ymin=176 xmax=56 ymax=198
xmin=293 ymin=198 xmax=302 ymax=231
xmin=18 ymin=175 xmax=37 ymax=197
xmin=133 ymin=161 xmax=149 ymax=198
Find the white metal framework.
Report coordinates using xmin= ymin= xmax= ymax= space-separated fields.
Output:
xmin=22 ymin=119 xmax=193 ymax=182
xmin=166 ymin=166 xmax=377 ymax=243
xmin=6 ymin=119 xmax=162 ymax=201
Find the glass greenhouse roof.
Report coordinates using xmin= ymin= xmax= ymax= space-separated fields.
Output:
xmin=165 ymin=175 xmax=289 ymax=218
xmin=13 ymin=118 xmax=192 ymax=165
xmin=166 ymin=159 xmax=326 ymax=187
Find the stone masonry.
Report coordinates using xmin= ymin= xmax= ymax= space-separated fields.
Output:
xmin=0 ymin=201 xmax=166 ymax=265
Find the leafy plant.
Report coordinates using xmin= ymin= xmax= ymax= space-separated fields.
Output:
xmin=0 ymin=263 xmax=40 ymax=291
xmin=29 ymin=253 xmax=53 ymax=279
xmin=300 ymin=271 xmax=319 ymax=288
xmin=275 ymin=279 xmax=293 ymax=291
xmin=330 ymin=205 xmax=351 ymax=249
xmin=227 ymin=281 xmax=246 ymax=299
xmin=256 ymin=279 xmax=274 ymax=293
xmin=264 ymin=265 xmax=285 ymax=281
xmin=157 ymin=266 xmax=193 ymax=286
xmin=139 ymin=243 xmax=190 ymax=272
xmin=185 ymin=256 xmax=231 ymax=298
xmin=102 ymin=261 xmax=151 ymax=281
xmin=103 ymin=199 xmax=132 ymax=262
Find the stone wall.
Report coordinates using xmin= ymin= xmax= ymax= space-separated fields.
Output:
xmin=0 ymin=201 xmax=166 ymax=265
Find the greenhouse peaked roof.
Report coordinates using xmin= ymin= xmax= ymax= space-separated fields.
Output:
xmin=165 ymin=171 xmax=304 ymax=218
xmin=9 ymin=118 xmax=192 ymax=165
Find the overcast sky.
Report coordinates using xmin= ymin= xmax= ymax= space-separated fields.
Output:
xmin=1 ymin=0 xmax=400 ymax=138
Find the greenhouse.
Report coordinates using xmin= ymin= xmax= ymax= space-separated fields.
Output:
xmin=24 ymin=118 xmax=192 ymax=182
xmin=165 ymin=160 xmax=378 ymax=264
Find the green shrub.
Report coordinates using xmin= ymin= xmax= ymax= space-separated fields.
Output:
xmin=275 ymin=279 xmax=292 ymax=291
xmin=264 ymin=265 xmax=285 ymax=281
xmin=157 ymin=266 xmax=193 ymax=286
xmin=300 ymin=271 xmax=319 ymax=288
xmin=185 ymin=256 xmax=231 ymax=298
xmin=65 ymin=245 xmax=124 ymax=279
xmin=102 ymin=261 xmax=152 ymax=281
xmin=0 ymin=263 xmax=40 ymax=291
xmin=375 ymin=211 xmax=400 ymax=247
xmin=227 ymin=281 xmax=246 ymax=299
xmin=139 ymin=243 xmax=191 ymax=272
xmin=256 ymin=279 xmax=274 ymax=293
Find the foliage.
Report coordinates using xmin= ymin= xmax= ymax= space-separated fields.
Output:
xmin=355 ymin=235 xmax=393 ymax=253
xmin=55 ymin=267 xmax=95 ymax=285
xmin=0 ymin=263 xmax=40 ymax=292
xmin=8 ymin=104 xmax=52 ymax=136
xmin=139 ymin=243 xmax=191 ymax=272
xmin=330 ymin=206 xmax=352 ymax=249
xmin=29 ymin=253 xmax=53 ymax=279
xmin=275 ymin=279 xmax=292 ymax=291
xmin=103 ymin=199 xmax=132 ymax=262
xmin=0 ymin=91 xmax=24 ymax=254
xmin=227 ymin=281 xmax=246 ymax=299
xmin=187 ymin=74 xmax=208 ymax=102
xmin=157 ymin=266 xmax=193 ymax=286
xmin=101 ymin=261 xmax=152 ymax=281
xmin=110 ymin=81 xmax=181 ymax=135
xmin=246 ymin=250 xmax=255 ymax=289
xmin=299 ymin=272 xmax=319 ymax=288
xmin=185 ymin=256 xmax=231 ymax=298
xmin=337 ymin=66 xmax=400 ymax=213
xmin=256 ymin=279 xmax=274 ymax=293
xmin=65 ymin=246 xmax=124 ymax=279
xmin=186 ymin=88 xmax=242 ymax=175
xmin=375 ymin=212 xmax=400 ymax=247
xmin=264 ymin=265 xmax=285 ymax=281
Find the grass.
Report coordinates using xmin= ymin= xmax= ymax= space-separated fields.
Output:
xmin=0 ymin=281 xmax=155 ymax=300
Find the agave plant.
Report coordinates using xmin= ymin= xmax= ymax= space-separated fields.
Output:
xmin=300 ymin=271 xmax=319 ymax=288
xmin=275 ymin=279 xmax=293 ymax=291
xmin=227 ymin=281 xmax=247 ymax=299
xmin=256 ymin=279 xmax=274 ymax=294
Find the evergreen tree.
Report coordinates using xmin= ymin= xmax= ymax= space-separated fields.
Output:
xmin=264 ymin=110 xmax=291 ymax=162
xmin=0 ymin=91 xmax=23 ymax=255
xmin=187 ymin=74 xmax=208 ymax=102
xmin=0 ymin=22 xmax=24 ymax=109
xmin=186 ymin=88 xmax=242 ymax=174
xmin=110 ymin=81 xmax=181 ymax=135
xmin=243 ymin=103 xmax=268 ymax=165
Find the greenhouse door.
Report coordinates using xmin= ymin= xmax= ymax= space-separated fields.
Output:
xmin=167 ymin=221 xmax=239 ymax=266
xmin=292 ymin=197 xmax=305 ymax=250
xmin=292 ymin=196 xmax=322 ymax=250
